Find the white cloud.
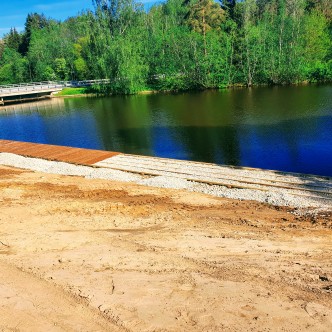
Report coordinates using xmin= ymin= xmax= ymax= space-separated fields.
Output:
xmin=34 ymin=0 xmax=90 ymax=11
xmin=0 ymin=14 xmax=26 ymax=20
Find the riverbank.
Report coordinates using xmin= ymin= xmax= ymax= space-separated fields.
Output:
xmin=0 ymin=164 xmax=332 ymax=331
xmin=52 ymin=82 xmax=332 ymax=99
xmin=0 ymin=147 xmax=331 ymax=212
xmin=52 ymin=86 xmax=168 ymax=98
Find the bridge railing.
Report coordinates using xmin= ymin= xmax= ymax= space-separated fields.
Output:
xmin=0 ymin=81 xmax=62 ymax=92
xmin=0 ymin=79 xmax=110 ymax=94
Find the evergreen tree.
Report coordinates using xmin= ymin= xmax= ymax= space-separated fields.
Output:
xmin=4 ymin=28 xmax=21 ymax=51
xmin=20 ymin=13 xmax=50 ymax=55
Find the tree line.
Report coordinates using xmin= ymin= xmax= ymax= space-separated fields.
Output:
xmin=0 ymin=0 xmax=331 ymax=94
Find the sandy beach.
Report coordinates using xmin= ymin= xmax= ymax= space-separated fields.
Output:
xmin=1 ymin=165 xmax=332 ymax=331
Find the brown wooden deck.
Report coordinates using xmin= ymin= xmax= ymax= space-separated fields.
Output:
xmin=0 ymin=140 xmax=120 ymax=165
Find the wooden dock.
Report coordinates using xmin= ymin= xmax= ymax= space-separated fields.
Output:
xmin=0 ymin=139 xmax=331 ymax=206
xmin=0 ymin=140 xmax=119 ymax=165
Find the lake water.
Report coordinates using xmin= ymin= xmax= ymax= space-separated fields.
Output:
xmin=0 ymin=85 xmax=331 ymax=176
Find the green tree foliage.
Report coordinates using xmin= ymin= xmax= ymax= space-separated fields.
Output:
xmin=0 ymin=0 xmax=331 ymax=90
xmin=184 ymin=0 xmax=225 ymax=58
xmin=0 ymin=48 xmax=28 ymax=83
xmin=4 ymin=28 xmax=21 ymax=51
xmin=303 ymin=9 xmax=331 ymax=81
xmin=20 ymin=13 xmax=50 ymax=55
xmin=221 ymin=0 xmax=237 ymax=17
xmin=54 ymin=58 xmax=68 ymax=80
xmin=89 ymin=0 xmax=149 ymax=93
xmin=0 ymin=40 xmax=4 ymax=59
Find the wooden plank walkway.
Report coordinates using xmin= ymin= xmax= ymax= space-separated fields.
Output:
xmin=0 ymin=139 xmax=331 ymax=207
xmin=0 ymin=140 xmax=119 ymax=165
xmin=96 ymin=154 xmax=332 ymax=202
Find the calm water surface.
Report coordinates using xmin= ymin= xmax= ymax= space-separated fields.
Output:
xmin=0 ymin=85 xmax=331 ymax=176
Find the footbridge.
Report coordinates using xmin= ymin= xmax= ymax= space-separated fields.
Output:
xmin=0 ymin=79 xmax=109 ymax=105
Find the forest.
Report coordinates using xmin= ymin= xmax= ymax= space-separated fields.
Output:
xmin=0 ymin=0 xmax=331 ymax=94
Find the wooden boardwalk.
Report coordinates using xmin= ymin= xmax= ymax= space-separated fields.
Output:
xmin=96 ymin=154 xmax=332 ymax=200
xmin=0 ymin=140 xmax=119 ymax=165
xmin=0 ymin=139 xmax=331 ymax=207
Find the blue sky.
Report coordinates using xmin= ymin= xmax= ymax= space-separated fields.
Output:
xmin=0 ymin=0 xmax=158 ymax=37
xmin=0 ymin=0 xmax=95 ymax=37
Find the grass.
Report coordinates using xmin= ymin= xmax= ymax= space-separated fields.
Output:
xmin=55 ymin=87 xmax=89 ymax=96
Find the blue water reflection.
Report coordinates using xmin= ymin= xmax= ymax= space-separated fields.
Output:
xmin=0 ymin=85 xmax=331 ymax=176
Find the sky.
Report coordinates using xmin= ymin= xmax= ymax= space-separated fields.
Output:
xmin=0 ymin=0 xmax=96 ymax=37
xmin=0 ymin=0 xmax=159 ymax=37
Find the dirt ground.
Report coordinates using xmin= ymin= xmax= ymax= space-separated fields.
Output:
xmin=0 ymin=165 xmax=331 ymax=332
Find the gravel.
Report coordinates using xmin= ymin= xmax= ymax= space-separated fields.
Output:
xmin=0 ymin=152 xmax=331 ymax=212
xmin=0 ymin=153 xmax=143 ymax=183
xmin=191 ymin=183 xmax=331 ymax=211
xmin=137 ymin=175 xmax=196 ymax=189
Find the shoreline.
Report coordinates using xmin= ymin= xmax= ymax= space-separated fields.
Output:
xmin=52 ymin=81 xmax=332 ymax=98
xmin=1 ymin=81 xmax=331 ymax=106
xmin=0 ymin=145 xmax=331 ymax=213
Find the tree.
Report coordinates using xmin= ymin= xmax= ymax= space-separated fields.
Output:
xmin=0 ymin=0 xmax=331 ymax=88
xmin=184 ymin=0 xmax=225 ymax=56
xmin=185 ymin=0 xmax=225 ymax=35
xmin=54 ymin=58 xmax=68 ymax=80
xmin=4 ymin=28 xmax=21 ymax=51
xmin=20 ymin=13 xmax=50 ymax=55
xmin=93 ymin=0 xmax=142 ymax=35
xmin=302 ymin=9 xmax=331 ymax=81
xmin=221 ymin=0 xmax=237 ymax=19
xmin=306 ymin=0 xmax=332 ymax=22
xmin=0 ymin=39 xmax=4 ymax=59
xmin=0 ymin=48 xmax=28 ymax=83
